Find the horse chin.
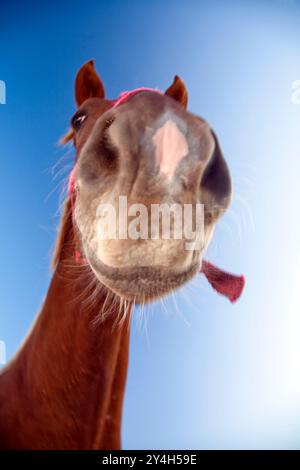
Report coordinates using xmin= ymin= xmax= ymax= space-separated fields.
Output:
xmin=87 ymin=254 xmax=201 ymax=303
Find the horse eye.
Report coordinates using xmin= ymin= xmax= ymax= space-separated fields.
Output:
xmin=71 ymin=112 xmax=87 ymax=131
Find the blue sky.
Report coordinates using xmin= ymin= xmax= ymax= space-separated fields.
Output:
xmin=1 ymin=0 xmax=300 ymax=449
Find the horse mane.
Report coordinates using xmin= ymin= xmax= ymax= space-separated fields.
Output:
xmin=51 ymin=197 xmax=73 ymax=269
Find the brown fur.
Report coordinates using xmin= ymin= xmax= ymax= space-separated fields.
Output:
xmin=0 ymin=60 xmax=232 ymax=449
xmin=52 ymin=198 xmax=73 ymax=268
xmin=0 ymin=255 xmax=131 ymax=449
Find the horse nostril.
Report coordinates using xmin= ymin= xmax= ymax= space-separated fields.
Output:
xmin=99 ymin=116 xmax=115 ymax=147
xmin=97 ymin=116 xmax=118 ymax=169
xmin=200 ymin=131 xmax=232 ymax=209
xmin=100 ymin=116 xmax=115 ymax=142
xmin=104 ymin=116 xmax=115 ymax=131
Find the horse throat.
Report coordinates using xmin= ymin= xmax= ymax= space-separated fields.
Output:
xmin=0 ymin=229 xmax=131 ymax=450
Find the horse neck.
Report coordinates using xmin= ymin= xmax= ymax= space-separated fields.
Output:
xmin=0 ymin=242 xmax=131 ymax=450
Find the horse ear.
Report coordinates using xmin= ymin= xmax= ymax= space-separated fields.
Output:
xmin=75 ymin=60 xmax=105 ymax=106
xmin=165 ymin=75 xmax=188 ymax=109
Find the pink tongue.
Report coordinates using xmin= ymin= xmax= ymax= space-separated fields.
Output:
xmin=200 ymin=260 xmax=245 ymax=303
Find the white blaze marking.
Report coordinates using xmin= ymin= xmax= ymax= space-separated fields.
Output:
xmin=152 ymin=120 xmax=188 ymax=179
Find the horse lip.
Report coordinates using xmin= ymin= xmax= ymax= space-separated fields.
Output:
xmin=87 ymin=254 xmax=201 ymax=302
